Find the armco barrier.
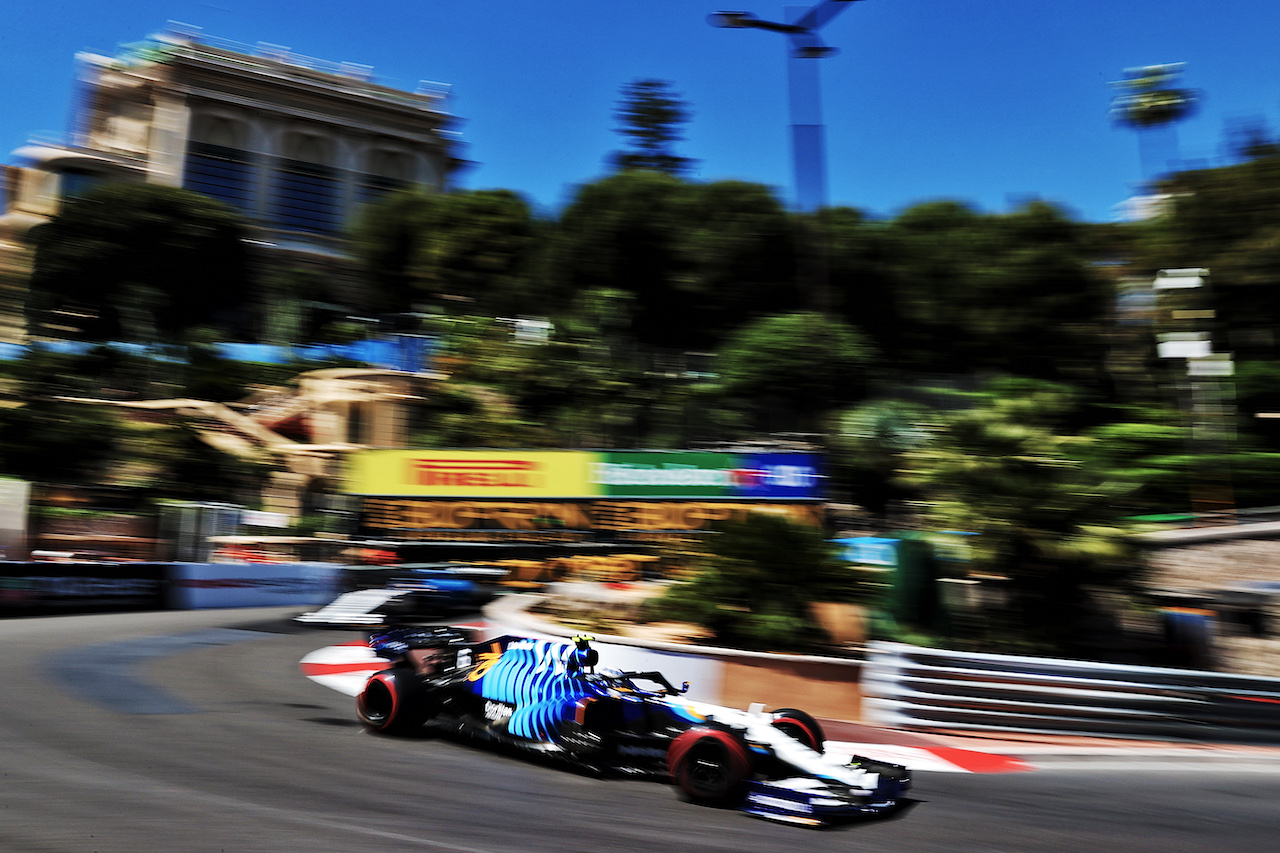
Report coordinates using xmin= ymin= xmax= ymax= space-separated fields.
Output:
xmin=167 ymin=562 xmax=341 ymax=609
xmin=863 ymin=641 xmax=1280 ymax=743
xmin=0 ymin=562 xmax=341 ymax=615
xmin=0 ymin=562 xmax=168 ymax=615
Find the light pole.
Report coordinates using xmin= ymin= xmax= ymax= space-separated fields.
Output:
xmin=711 ymin=1 xmax=864 ymax=212
xmin=712 ymin=3 xmax=864 ymax=312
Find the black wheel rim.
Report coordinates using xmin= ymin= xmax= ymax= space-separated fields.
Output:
xmin=685 ymin=743 xmax=731 ymax=797
xmin=360 ymin=681 xmax=392 ymax=725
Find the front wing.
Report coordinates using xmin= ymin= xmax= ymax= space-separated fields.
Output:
xmin=741 ymin=765 xmax=910 ymax=827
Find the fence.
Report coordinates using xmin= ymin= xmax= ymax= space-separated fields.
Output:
xmin=863 ymin=641 xmax=1280 ymax=743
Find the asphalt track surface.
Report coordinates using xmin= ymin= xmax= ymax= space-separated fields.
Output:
xmin=4 ymin=608 xmax=1280 ymax=853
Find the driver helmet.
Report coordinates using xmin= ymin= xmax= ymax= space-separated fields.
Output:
xmin=567 ymin=634 xmax=599 ymax=673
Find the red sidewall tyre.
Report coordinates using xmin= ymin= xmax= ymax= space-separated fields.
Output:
xmin=667 ymin=728 xmax=753 ymax=806
xmin=769 ymin=707 xmax=825 ymax=753
xmin=357 ymin=670 xmax=425 ymax=734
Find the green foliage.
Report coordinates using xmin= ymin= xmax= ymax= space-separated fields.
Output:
xmin=674 ymin=180 xmax=800 ymax=331
xmin=415 ymin=296 xmax=707 ymax=449
xmin=1136 ymin=153 xmax=1280 ymax=363
xmin=714 ymin=311 xmax=876 ymax=435
xmin=649 ymin=513 xmax=868 ymax=650
xmin=261 ymin=266 xmax=344 ymax=346
xmin=351 ymin=188 xmax=542 ymax=317
xmin=1235 ymin=360 xmax=1280 ymax=450
xmin=879 ymin=200 xmax=1110 ymax=380
xmin=551 ymin=172 xmax=800 ymax=349
xmin=0 ymin=348 xmax=126 ymax=483
xmin=28 ymin=184 xmax=253 ymax=343
xmin=425 ymin=190 xmax=541 ymax=315
xmin=1076 ymin=405 xmax=1193 ymax=514
xmin=552 ymin=170 xmax=691 ymax=347
xmin=120 ymin=421 xmax=268 ymax=505
xmin=828 ymin=399 xmax=931 ymax=519
xmin=1110 ymin=65 xmax=1198 ymax=130
xmin=350 ymin=188 xmax=441 ymax=314
xmin=899 ymin=379 xmax=1143 ymax=651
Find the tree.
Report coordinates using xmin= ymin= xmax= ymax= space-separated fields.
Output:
xmin=648 ymin=512 xmax=865 ymax=651
xmin=1110 ymin=63 xmax=1199 ymax=180
xmin=898 ymin=379 xmax=1143 ymax=653
xmin=28 ymin=184 xmax=253 ymax=343
xmin=350 ymin=188 xmax=441 ymax=315
xmin=351 ymin=188 xmax=542 ymax=318
xmin=553 ymin=173 xmax=801 ymax=349
xmin=0 ymin=348 xmax=125 ymax=484
xmin=1134 ymin=153 xmax=1280 ymax=368
xmin=674 ymin=180 xmax=800 ymax=335
xmin=822 ymin=207 xmax=897 ymax=347
xmin=714 ymin=311 xmax=877 ymax=436
xmin=609 ymin=79 xmax=695 ymax=176
xmin=880 ymin=200 xmax=1110 ymax=382
xmin=828 ymin=399 xmax=930 ymax=521
xmin=426 ymin=190 xmax=541 ymax=316
xmin=551 ymin=170 xmax=691 ymax=346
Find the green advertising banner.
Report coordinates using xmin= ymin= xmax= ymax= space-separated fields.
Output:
xmin=592 ymin=452 xmax=738 ymax=498
xmin=591 ymin=451 xmax=821 ymax=499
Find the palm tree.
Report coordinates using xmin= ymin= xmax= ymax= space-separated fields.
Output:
xmin=1111 ymin=63 xmax=1199 ymax=181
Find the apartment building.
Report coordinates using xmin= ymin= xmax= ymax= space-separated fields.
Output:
xmin=0 ymin=24 xmax=464 ymax=342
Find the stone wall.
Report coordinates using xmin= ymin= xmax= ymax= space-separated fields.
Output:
xmin=1145 ymin=539 xmax=1280 ymax=677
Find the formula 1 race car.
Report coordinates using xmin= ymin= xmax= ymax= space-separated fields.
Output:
xmin=295 ymin=564 xmax=506 ymax=628
xmin=348 ymin=628 xmax=910 ymax=827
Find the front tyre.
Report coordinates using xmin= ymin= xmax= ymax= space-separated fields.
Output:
xmin=770 ymin=707 xmax=825 ymax=753
xmin=667 ymin=728 xmax=753 ymax=806
xmin=356 ymin=669 xmax=429 ymax=735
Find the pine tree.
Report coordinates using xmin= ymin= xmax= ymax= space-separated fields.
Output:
xmin=610 ymin=79 xmax=695 ymax=176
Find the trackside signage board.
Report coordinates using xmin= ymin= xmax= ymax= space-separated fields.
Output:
xmin=346 ymin=451 xmax=593 ymax=498
xmin=594 ymin=452 xmax=820 ymax=499
xmin=344 ymin=450 xmax=822 ymax=500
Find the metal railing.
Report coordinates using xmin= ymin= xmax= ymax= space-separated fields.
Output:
xmin=863 ymin=641 xmax=1280 ymax=743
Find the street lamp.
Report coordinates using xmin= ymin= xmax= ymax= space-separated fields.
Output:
xmin=711 ymin=1 xmax=864 ymax=212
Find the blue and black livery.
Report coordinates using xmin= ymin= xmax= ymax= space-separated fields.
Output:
xmin=355 ymin=628 xmax=911 ymax=827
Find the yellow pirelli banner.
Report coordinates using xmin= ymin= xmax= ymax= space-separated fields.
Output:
xmin=344 ymin=450 xmax=595 ymax=498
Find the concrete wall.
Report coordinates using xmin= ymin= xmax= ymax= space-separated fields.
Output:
xmin=483 ymin=593 xmax=863 ymax=722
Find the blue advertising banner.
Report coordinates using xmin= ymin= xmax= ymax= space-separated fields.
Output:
xmin=736 ymin=453 xmax=823 ymax=500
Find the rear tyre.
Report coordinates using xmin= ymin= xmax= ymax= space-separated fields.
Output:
xmin=769 ymin=707 xmax=825 ymax=753
xmin=667 ymin=728 xmax=753 ymax=806
xmin=356 ymin=669 xmax=430 ymax=735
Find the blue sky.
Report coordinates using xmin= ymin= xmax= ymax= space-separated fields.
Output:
xmin=5 ymin=1 xmax=1280 ymax=222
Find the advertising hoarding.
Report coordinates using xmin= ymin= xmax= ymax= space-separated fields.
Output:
xmin=345 ymin=450 xmax=822 ymax=500
xmin=358 ymin=498 xmax=825 ymax=545
xmin=345 ymin=451 xmax=594 ymax=498
xmin=0 ymin=562 xmax=167 ymax=615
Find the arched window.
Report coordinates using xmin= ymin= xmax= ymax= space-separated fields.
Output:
xmin=269 ymin=132 xmax=341 ymax=234
xmin=185 ymin=115 xmax=255 ymax=211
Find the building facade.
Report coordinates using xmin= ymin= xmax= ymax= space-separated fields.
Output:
xmin=0 ymin=24 xmax=464 ymax=342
